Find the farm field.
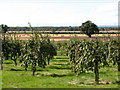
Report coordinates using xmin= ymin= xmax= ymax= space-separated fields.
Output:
xmin=1 ymin=30 xmax=120 ymax=89
xmin=7 ymin=30 xmax=120 ymax=33
xmin=1 ymin=0 xmax=120 ymax=89
xmin=1 ymin=33 xmax=120 ymax=41
xmin=2 ymin=55 xmax=118 ymax=88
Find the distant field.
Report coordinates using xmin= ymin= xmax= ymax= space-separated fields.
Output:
xmin=7 ymin=30 xmax=120 ymax=33
xmin=1 ymin=30 xmax=120 ymax=41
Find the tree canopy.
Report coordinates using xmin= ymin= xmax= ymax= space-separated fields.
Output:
xmin=80 ymin=20 xmax=99 ymax=37
xmin=0 ymin=24 xmax=9 ymax=33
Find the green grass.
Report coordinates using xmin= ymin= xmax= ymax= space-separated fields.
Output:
xmin=2 ymin=56 xmax=119 ymax=88
xmin=0 ymin=71 xmax=2 ymax=89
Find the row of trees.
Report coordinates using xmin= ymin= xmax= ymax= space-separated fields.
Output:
xmin=4 ymin=26 xmax=80 ymax=31
xmin=68 ymin=38 xmax=120 ymax=84
xmin=2 ymin=32 xmax=57 ymax=76
xmin=4 ymin=25 xmax=119 ymax=32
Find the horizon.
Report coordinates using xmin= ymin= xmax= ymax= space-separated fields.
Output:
xmin=8 ymin=25 xmax=118 ymax=27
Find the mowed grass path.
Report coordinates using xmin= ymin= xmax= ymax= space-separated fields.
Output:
xmin=2 ymin=56 xmax=119 ymax=88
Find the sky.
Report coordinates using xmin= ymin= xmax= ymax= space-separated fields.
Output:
xmin=0 ymin=0 xmax=119 ymax=27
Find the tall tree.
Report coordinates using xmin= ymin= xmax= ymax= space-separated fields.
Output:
xmin=80 ymin=20 xmax=99 ymax=38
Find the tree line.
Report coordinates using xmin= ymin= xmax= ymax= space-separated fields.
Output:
xmin=0 ymin=24 xmax=118 ymax=32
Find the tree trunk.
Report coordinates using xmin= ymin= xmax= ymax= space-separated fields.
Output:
xmin=32 ymin=66 xmax=36 ymax=76
xmin=14 ymin=59 xmax=17 ymax=66
xmin=118 ymin=61 xmax=120 ymax=83
xmin=1 ymin=64 xmax=3 ymax=70
xmin=32 ymin=70 xmax=35 ymax=76
xmin=118 ymin=61 xmax=120 ymax=72
xmin=5 ymin=54 xmax=9 ymax=60
xmin=32 ymin=60 xmax=36 ymax=76
xmin=25 ymin=67 xmax=27 ymax=71
xmin=48 ymin=58 xmax=50 ymax=65
xmin=88 ymin=34 xmax=91 ymax=38
xmin=94 ymin=60 xmax=99 ymax=84
xmin=25 ymin=62 xmax=28 ymax=71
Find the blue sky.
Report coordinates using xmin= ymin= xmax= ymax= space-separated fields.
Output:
xmin=0 ymin=0 xmax=119 ymax=26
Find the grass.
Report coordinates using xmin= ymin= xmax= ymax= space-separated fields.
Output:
xmin=0 ymin=71 xmax=2 ymax=89
xmin=2 ymin=56 xmax=119 ymax=88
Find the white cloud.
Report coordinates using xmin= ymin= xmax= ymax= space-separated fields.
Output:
xmin=0 ymin=1 xmax=118 ymax=26
xmin=89 ymin=2 xmax=118 ymax=26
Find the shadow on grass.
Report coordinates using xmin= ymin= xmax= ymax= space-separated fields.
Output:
xmin=50 ymin=73 xmax=76 ymax=77
xmin=54 ymin=56 xmax=69 ymax=59
xmin=3 ymin=61 xmax=13 ymax=64
xmin=10 ymin=68 xmax=49 ymax=72
xmin=112 ymin=80 xmax=120 ymax=84
xmin=50 ymin=74 xmax=66 ymax=77
xmin=52 ymin=59 xmax=69 ymax=62
xmin=37 ymin=69 xmax=49 ymax=71
xmin=10 ymin=68 xmax=23 ymax=71
xmin=48 ymin=65 xmax=70 ymax=70
xmin=53 ymin=63 xmax=69 ymax=65
xmin=36 ymin=72 xmax=74 ymax=77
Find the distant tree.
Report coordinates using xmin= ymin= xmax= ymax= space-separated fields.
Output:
xmin=80 ymin=20 xmax=99 ymax=38
xmin=51 ymin=28 xmax=56 ymax=33
xmin=0 ymin=24 xmax=9 ymax=33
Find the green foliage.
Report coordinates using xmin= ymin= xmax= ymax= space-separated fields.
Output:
xmin=55 ymin=36 xmax=80 ymax=56
xmin=2 ymin=34 xmax=21 ymax=66
xmin=56 ymin=41 xmax=68 ymax=56
xmin=20 ymin=33 xmax=57 ymax=75
xmin=80 ymin=20 xmax=99 ymax=37
xmin=2 ymin=37 xmax=11 ymax=60
xmin=68 ymin=39 xmax=119 ymax=84
xmin=106 ymin=39 xmax=120 ymax=71
xmin=2 ymin=33 xmax=57 ymax=76
xmin=0 ymin=24 xmax=9 ymax=33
